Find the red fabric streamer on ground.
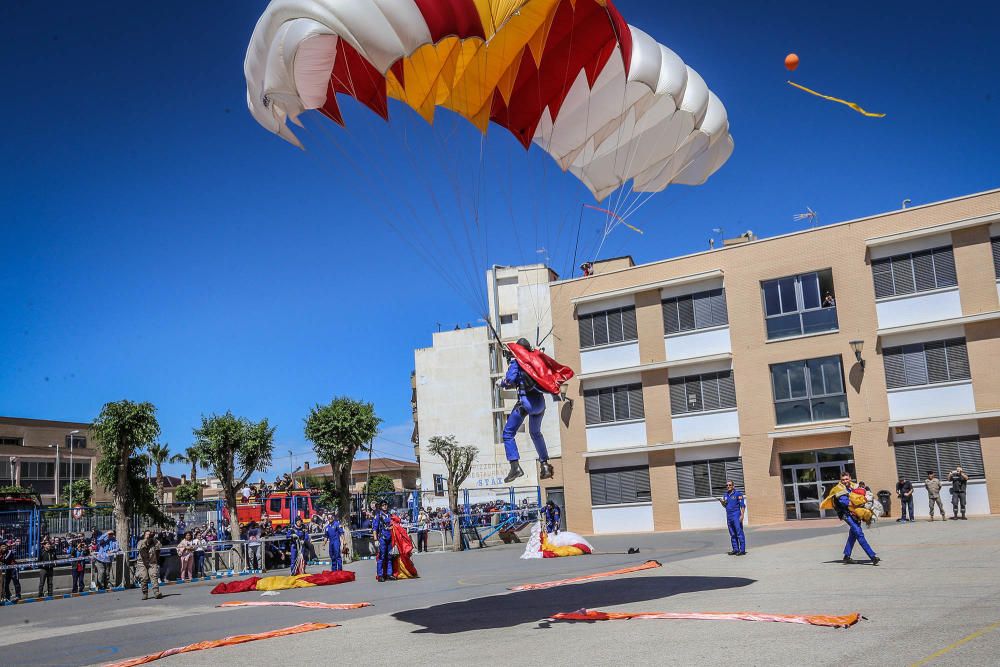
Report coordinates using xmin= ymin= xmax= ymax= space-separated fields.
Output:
xmin=218 ymin=601 xmax=370 ymax=610
xmin=210 ymin=577 xmax=261 ymax=594
xmin=550 ymin=609 xmax=861 ymax=629
xmin=301 ymin=570 xmax=356 ymax=586
xmin=509 ymin=560 xmax=662 ymax=591
xmin=103 ymin=622 xmax=336 ymax=667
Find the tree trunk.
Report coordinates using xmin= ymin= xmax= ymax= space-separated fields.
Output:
xmin=448 ymin=487 xmax=462 ymax=552
xmin=156 ymin=465 xmax=164 ymax=506
xmin=337 ymin=464 xmax=354 ymax=561
xmin=191 ymin=461 xmax=197 ymax=483
xmin=115 ymin=456 xmax=132 ymax=586
xmin=225 ymin=487 xmax=244 ymax=572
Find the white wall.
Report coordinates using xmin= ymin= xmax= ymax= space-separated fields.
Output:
xmin=592 ymin=503 xmax=654 ymax=533
xmin=586 ymin=420 xmax=647 ymax=452
xmin=671 ymin=409 xmax=740 ymax=443
xmin=887 ymin=382 xmax=976 ymax=421
xmin=679 ymin=499 xmax=729 ymax=529
xmin=908 ymin=480 xmax=990 ymax=517
xmin=869 ymin=232 xmax=953 ymax=260
xmin=674 ymin=442 xmax=741 ymax=463
xmin=580 ymin=341 xmax=640 ymax=374
xmin=665 ymin=326 xmax=731 ymax=361
xmin=876 ymin=288 xmax=962 ymax=329
xmin=889 ymin=419 xmax=979 ymax=443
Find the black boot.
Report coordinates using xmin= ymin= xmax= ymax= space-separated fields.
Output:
xmin=539 ymin=461 xmax=554 ymax=480
xmin=504 ymin=460 xmax=524 ymax=484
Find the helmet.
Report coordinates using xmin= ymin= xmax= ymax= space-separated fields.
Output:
xmin=516 ymin=338 xmax=532 ymax=351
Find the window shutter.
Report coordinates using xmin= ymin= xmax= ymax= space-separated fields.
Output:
xmin=713 ymin=289 xmax=730 ymax=326
xmin=598 ymin=388 xmax=615 ymax=423
xmin=725 ymin=458 xmax=745 ymax=490
xmin=619 ymin=468 xmax=638 ymax=502
xmin=692 ymin=462 xmax=711 ymax=498
xmin=693 ymin=291 xmax=714 ymax=329
xmin=583 ymin=390 xmax=600 ymax=425
xmin=634 ymin=467 xmax=652 ymax=501
xmin=893 ymin=444 xmax=919 ymax=481
xmin=663 ymin=299 xmax=679 ymax=334
xmin=590 ymin=471 xmax=608 ymax=506
xmin=992 ymin=237 xmax=1000 ymax=279
xmin=677 ymin=296 xmax=696 ymax=331
xmin=924 ymin=341 xmax=949 ymax=384
xmin=719 ymin=371 xmax=737 ymax=408
xmin=613 ymin=386 xmax=630 ymax=421
xmin=872 ymin=258 xmax=894 ymax=298
xmin=708 ymin=460 xmax=728 ymax=495
xmin=902 ymin=344 xmax=928 ymax=386
xmin=606 ymin=309 xmax=624 ymax=344
xmin=913 ymin=439 xmax=939 ymax=478
xmin=936 ymin=438 xmax=962 ymax=475
xmin=912 ymin=250 xmax=937 ymax=292
xmin=676 ymin=463 xmax=696 ymax=500
xmin=578 ymin=315 xmax=595 ymax=349
xmin=890 ymin=255 xmax=916 ymax=295
xmin=669 ymin=377 xmax=688 ymax=414
xmin=627 ymin=384 xmax=645 ymax=419
xmin=957 ymin=436 xmax=985 ymax=477
xmin=685 ymin=378 xmax=703 ymax=412
xmin=701 ymin=373 xmax=722 ymax=411
xmin=932 ymin=247 xmax=957 ymax=287
xmin=622 ymin=306 xmax=638 ymax=341
xmin=883 ymin=347 xmax=906 ymax=389
xmin=944 ymin=338 xmax=970 ymax=380
xmin=593 ymin=312 xmax=609 ymax=346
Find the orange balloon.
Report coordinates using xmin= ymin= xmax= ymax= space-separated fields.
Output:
xmin=785 ymin=53 xmax=799 ymax=71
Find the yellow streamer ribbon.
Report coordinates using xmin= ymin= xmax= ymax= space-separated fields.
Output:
xmin=787 ymin=81 xmax=886 ymax=118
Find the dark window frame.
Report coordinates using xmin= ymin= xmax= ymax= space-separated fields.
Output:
xmin=590 ymin=465 xmax=652 ymax=506
xmin=662 ymin=288 xmax=729 ymax=335
xmin=676 ymin=457 xmax=745 ymax=500
xmin=882 ymin=337 xmax=971 ymax=389
xmin=0 ymin=437 xmax=24 ymax=447
xmin=871 ymin=246 xmax=958 ymax=299
xmin=991 ymin=236 xmax=1000 ymax=279
xmin=770 ymin=355 xmax=849 ymax=426
xmin=578 ymin=306 xmax=638 ymax=350
xmin=761 ymin=269 xmax=839 ymax=340
xmin=893 ymin=436 xmax=985 ymax=481
xmin=669 ymin=370 xmax=737 ymax=415
xmin=583 ymin=383 xmax=645 ymax=425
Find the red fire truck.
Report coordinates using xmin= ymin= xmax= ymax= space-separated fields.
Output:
xmin=223 ymin=490 xmax=320 ymax=527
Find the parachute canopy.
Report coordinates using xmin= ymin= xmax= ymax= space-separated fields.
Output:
xmin=245 ymin=0 xmax=734 ymax=201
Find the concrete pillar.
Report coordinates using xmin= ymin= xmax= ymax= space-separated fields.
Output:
xmin=952 ymin=226 xmax=1000 ymax=315
xmin=979 ymin=418 xmax=1000 ymax=515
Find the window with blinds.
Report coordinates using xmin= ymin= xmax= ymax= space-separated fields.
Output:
xmin=893 ymin=436 xmax=985 ymax=480
xmin=871 ymin=246 xmax=957 ymax=299
xmin=578 ymin=306 xmax=638 ymax=349
xmin=883 ymin=338 xmax=971 ymax=389
xmin=662 ymin=288 xmax=729 ymax=335
xmin=590 ymin=465 xmax=652 ymax=506
xmin=669 ymin=370 xmax=737 ymax=414
xmin=676 ymin=457 xmax=745 ymax=500
xmin=992 ymin=237 xmax=1000 ymax=279
xmin=583 ymin=383 xmax=645 ymax=425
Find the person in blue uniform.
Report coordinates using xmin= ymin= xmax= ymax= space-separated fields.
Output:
xmin=835 ymin=472 xmax=880 ymax=566
xmin=500 ymin=338 xmax=554 ymax=483
xmin=324 ymin=515 xmax=344 ymax=571
xmin=372 ymin=501 xmax=394 ymax=582
xmin=543 ymin=500 xmax=561 ymax=534
xmin=286 ymin=518 xmax=311 ymax=574
xmin=718 ymin=480 xmax=746 ymax=555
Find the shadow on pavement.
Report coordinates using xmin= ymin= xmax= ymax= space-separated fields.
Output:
xmin=393 ymin=575 xmax=754 ymax=634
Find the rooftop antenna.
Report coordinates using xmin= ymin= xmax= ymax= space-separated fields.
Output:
xmin=793 ymin=207 xmax=819 ymax=226
xmin=711 ymin=227 xmax=724 ymax=247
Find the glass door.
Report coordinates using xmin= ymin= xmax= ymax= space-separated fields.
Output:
xmin=781 ymin=457 xmax=856 ymax=520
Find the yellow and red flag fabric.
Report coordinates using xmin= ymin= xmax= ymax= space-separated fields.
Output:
xmin=210 ymin=570 xmax=355 ymax=594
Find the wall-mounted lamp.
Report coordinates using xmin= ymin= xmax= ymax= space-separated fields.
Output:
xmin=849 ymin=339 xmax=865 ymax=369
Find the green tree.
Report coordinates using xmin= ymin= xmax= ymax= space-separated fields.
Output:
xmin=174 ymin=481 xmax=200 ymax=503
xmin=363 ymin=474 xmax=396 ymax=504
xmin=304 ymin=397 xmax=381 ymax=559
xmin=427 ymin=435 xmax=476 ymax=552
xmin=92 ymin=400 xmax=170 ymax=583
xmin=147 ymin=442 xmax=171 ymax=505
xmin=316 ymin=479 xmax=340 ymax=513
xmin=60 ymin=479 xmax=94 ymax=506
xmin=169 ymin=446 xmax=204 ymax=482
xmin=194 ymin=411 xmax=274 ymax=569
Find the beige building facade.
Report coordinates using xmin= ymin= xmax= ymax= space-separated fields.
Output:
xmin=549 ymin=189 xmax=1000 ymax=534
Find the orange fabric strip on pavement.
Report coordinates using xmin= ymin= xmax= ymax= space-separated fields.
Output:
xmin=509 ymin=560 xmax=662 ymax=591
xmin=218 ymin=601 xmax=371 ymax=610
xmin=551 ymin=608 xmax=861 ymax=628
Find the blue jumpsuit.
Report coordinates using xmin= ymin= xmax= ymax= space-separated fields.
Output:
xmin=372 ymin=510 xmax=394 ymax=579
xmin=286 ymin=525 xmax=311 ymax=574
xmin=501 ymin=360 xmax=549 ymax=463
xmin=837 ymin=494 xmax=876 ymax=560
xmin=544 ymin=505 xmax=561 ymax=534
xmin=722 ymin=489 xmax=746 ymax=553
xmin=325 ymin=520 xmax=344 ymax=571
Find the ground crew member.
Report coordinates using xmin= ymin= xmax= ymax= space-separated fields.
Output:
xmin=286 ymin=518 xmax=311 ymax=574
xmin=37 ymin=539 xmax=57 ymax=598
xmin=835 ymin=472 xmax=880 ymax=565
xmin=372 ymin=501 xmax=394 ymax=582
xmin=136 ymin=530 xmax=162 ymax=600
xmin=325 ymin=516 xmax=344 ymax=571
xmin=948 ymin=466 xmax=969 ymax=519
xmin=718 ymin=480 xmax=746 ymax=555
xmin=925 ymin=471 xmax=946 ymax=521
xmin=543 ymin=500 xmax=561 ymax=535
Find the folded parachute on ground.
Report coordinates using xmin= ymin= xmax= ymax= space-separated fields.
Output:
xmin=210 ymin=570 xmax=355 ymax=594
xmin=521 ymin=521 xmax=592 ymax=559
xmin=245 ymin=0 xmax=733 ymax=201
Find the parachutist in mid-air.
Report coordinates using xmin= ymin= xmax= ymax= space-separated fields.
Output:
xmin=499 ymin=338 xmax=573 ymax=483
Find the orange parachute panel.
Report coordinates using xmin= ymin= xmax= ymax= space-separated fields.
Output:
xmin=218 ymin=601 xmax=371 ymax=610
xmin=509 ymin=560 xmax=661 ymax=591
xmin=551 ymin=608 xmax=861 ymax=628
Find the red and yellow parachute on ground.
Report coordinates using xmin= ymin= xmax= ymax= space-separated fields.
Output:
xmin=210 ymin=570 xmax=355 ymax=594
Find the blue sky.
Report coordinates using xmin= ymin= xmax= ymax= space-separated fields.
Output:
xmin=2 ymin=1 xmax=998 ymax=478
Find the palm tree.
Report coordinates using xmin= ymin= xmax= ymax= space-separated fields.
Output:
xmin=170 ymin=446 xmax=203 ymax=483
xmin=147 ymin=442 xmax=171 ymax=504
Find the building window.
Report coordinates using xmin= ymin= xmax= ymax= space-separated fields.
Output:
xmin=19 ymin=461 xmax=56 ymax=495
xmin=433 ymin=474 xmax=445 ymax=496
xmin=871 ymin=246 xmax=957 ymax=299
xmin=894 ymin=436 xmax=985 ymax=481
xmin=662 ymin=288 xmax=728 ymax=334
xmin=0 ymin=460 xmax=13 ymax=485
xmin=883 ymin=338 xmax=971 ymax=389
xmin=590 ymin=465 xmax=651 ymax=506
xmin=578 ymin=306 xmax=638 ymax=349
xmin=499 ymin=314 xmax=517 ymax=325
xmin=0 ymin=437 xmax=24 ymax=447
xmin=770 ymin=356 xmax=848 ymax=426
xmin=58 ymin=461 xmax=91 ymax=491
xmin=66 ymin=434 xmax=87 ymax=449
xmin=676 ymin=457 xmax=745 ymax=500
xmin=669 ymin=370 xmax=737 ymax=415
xmin=583 ymin=383 xmax=644 ymax=425
xmin=992 ymin=237 xmax=1000 ymax=279
xmin=761 ymin=270 xmax=838 ymax=340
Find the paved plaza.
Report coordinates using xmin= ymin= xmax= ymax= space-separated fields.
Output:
xmin=2 ymin=518 xmax=999 ymax=667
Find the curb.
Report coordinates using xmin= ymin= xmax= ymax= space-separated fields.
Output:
xmin=0 ymin=570 xmax=249 ymax=607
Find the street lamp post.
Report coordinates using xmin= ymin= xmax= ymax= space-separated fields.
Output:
xmin=68 ymin=430 xmax=79 ymax=530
